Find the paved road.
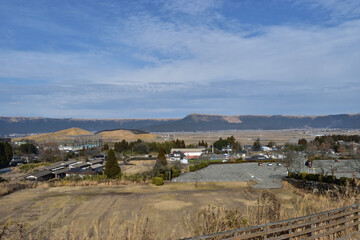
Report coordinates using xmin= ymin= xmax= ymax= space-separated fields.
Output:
xmin=301 ymin=159 xmax=360 ymax=179
xmin=172 ymin=163 xmax=288 ymax=189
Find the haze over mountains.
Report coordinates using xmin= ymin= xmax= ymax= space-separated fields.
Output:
xmin=1 ymin=113 xmax=360 ymax=136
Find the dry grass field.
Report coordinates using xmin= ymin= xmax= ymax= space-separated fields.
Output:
xmin=158 ymin=129 xmax=360 ymax=145
xmin=13 ymin=127 xmax=159 ymax=143
xmin=98 ymin=129 xmax=158 ymax=142
xmin=121 ymin=160 xmax=156 ymax=175
xmin=14 ymin=127 xmax=94 ymax=142
xmin=1 ymin=180 xmax=357 ymax=239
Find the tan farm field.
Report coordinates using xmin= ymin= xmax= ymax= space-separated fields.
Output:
xmin=158 ymin=129 xmax=360 ymax=145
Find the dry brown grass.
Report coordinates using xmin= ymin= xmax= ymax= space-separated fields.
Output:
xmin=160 ymin=129 xmax=360 ymax=145
xmin=98 ymin=130 xmax=158 ymax=142
xmin=14 ymin=127 xmax=93 ymax=142
xmin=0 ymin=181 xmax=34 ymax=197
xmin=1 ymin=180 xmax=359 ymax=240
xmin=121 ymin=160 xmax=156 ymax=175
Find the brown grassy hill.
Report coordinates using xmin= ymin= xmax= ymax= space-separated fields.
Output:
xmin=15 ymin=127 xmax=94 ymax=142
xmin=97 ymin=129 xmax=157 ymax=142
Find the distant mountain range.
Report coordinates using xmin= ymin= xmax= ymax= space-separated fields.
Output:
xmin=1 ymin=113 xmax=360 ymax=136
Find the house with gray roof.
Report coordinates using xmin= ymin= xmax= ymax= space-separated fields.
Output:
xmin=26 ymin=170 xmax=53 ymax=181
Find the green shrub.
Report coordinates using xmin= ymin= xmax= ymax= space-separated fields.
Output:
xmin=152 ymin=177 xmax=164 ymax=186
xmin=300 ymin=172 xmax=307 ymax=181
xmin=19 ymin=162 xmax=50 ymax=172
xmin=323 ymin=175 xmax=336 ymax=184
xmin=189 ymin=166 xmax=196 ymax=172
xmin=172 ymin=169 xmax=180 ymax=178
xmin=318 ymin=174 xmax=323 ymax=182
xmin=305 ymin=173 xmax=321 ymax=182
xmin=158 ymin=174 xmax=164 ymax=179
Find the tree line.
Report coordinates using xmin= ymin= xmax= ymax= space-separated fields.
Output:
xmin=108 ymin=136 xmax=245 ymax=155
xmin=0 ymin=142 xmax=13 ymax=168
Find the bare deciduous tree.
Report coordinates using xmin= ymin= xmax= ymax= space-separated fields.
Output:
xmin=282 ymin=150 xmax=302 ymax=174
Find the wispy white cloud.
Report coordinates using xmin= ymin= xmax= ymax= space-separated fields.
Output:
xmin=1 ymin=0 xmax=360 ymax=118
xmin=161 ymin=0 xmax=219 ymax=15
xmin=293 ymin=0 xmax=360 ymax=21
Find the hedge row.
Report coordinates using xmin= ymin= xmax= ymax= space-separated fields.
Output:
xmin=288 ymin=172 xmax=356 ymax=186
xmin=189 ymin=162 xmax=210 ymax=172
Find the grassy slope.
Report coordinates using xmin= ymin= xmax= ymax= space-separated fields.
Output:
xmin=14 ymin=127 xmax=94 ymax=142
xmin=1 ymin=180 xmax=353 ymax=239
xmin=97 ymin=129 xmax=158 ymax=141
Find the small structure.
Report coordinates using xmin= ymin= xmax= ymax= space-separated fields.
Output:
xmin=44 ymin=162 xmax=65 ymax=171
xmin=261 ymin=146 xmax=272 ymax=152
xmin=221 ymin=146 xmax=232 ymax=153
xmin=170 ymin=148 xmax=204 ymax=160
xmin=9 ymin=156 xmax=27 ymax=166
xmin=26 ymin=170 xmax=53 ymax=181
xmin=53 ymin=168 xmax=68 ymax=178
xmin=243 ymin=145 xmax=252 ymax=151
xmin=94 ymin=153 xmax=107 ymax=161
xmin=235 ymin=150 xmax=247 ymax=159
xmin=90 ymin=164 xmax=104 ymax=174
xmin=170 ymin=151 xmax=184 ymax=161
xmin=65 ymin=168 xmax=95 ymax=178
xmin=87 ymin=159 xmax=103 ymax=165
xmin=62 ymin=160 xmax=79 ymax=167
xmin=69 ymin=162 xmax=90 ymax=169
xmin=246 ymin=154 xmax=268 ymax=161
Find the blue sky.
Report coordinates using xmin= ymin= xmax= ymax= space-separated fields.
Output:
xmin=1 ymin=0 xmax=360 ymax=119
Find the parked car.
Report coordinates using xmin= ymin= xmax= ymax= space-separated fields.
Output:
xmin=277 ymin=163 xmax=282 ymax=166
xmin=258 ymin=163 xmax=263 ymax=166
xmin=267 ymin=163 xmax=273 ymax=166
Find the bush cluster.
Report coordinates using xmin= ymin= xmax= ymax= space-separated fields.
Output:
xmin=19 ymin=162 xmax=50 ymax=172
xmin=287 ymin=172 xmax=356 ymax=186
xmin=152 ymin=177 xmax=164 ymax=186
xmin=191 ymin=162 xmax=210 ymax=172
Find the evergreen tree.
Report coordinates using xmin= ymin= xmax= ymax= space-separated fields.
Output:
xmin=19 ymin=143 xmax=37 ymax=154
xmin=156 ymin=147 xmax=167 ymax=167
xmin=4 ymin=142 xmax=13 ymax=161
xmin=102 ymin=143 xmax=109 ymax=151
xmin=0 ymin=142 xmax=12 ymax=168
xmin=213 ymin=137 xmax=229 ymax=150
xmin=0 ymin=143 xmax=6 ymax=168
xmin=252 ymin=138 xmax=261 ymax=151
xmin=104 ymin=149 xmax=121 ymax=178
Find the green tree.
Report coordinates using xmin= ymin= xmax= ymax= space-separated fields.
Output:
xmin=4 ymin=142 xmax=13 ymax=161
xmin=0 ymin=142 xmax=12 ymax=168
xmin=267 ymin=141 xmax=276 ymax=148
xmin=298 ymin=139 xmax=307 ymax=148
xmin=198 ymin=140 xmax=208 ymax=148
xmin=104 ymin=149 xmax=121 ymax=178
xmin=114 ymin=140 xmax=130 ymax=153
xmin=226 ymin=136 xmax=241 ymax=151
xmin=102 ymin=143 xmax=109 ymax=151
xmin=252 ymin=138 xmax=261 ymax=151
xmin=156 ymin=147 xmax=167 ymax=167
xmin=213 ymin=138 xmax=229 ymax=150
xmin=20 ymin=143 xmax=37 ymax=154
